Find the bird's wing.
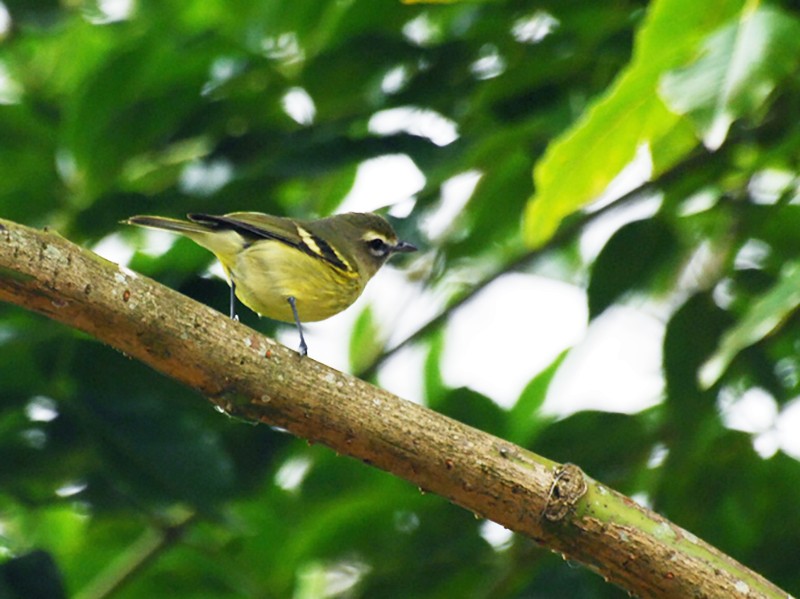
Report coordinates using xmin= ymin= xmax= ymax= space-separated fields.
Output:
xmin=187 ymin=212 xmax=355 ymax=274
xmin=188 ymin=212 xmax=303 ymax=245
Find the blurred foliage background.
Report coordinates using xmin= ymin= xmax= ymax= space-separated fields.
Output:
xmin=2 ymin=0 xmax=800 ymax=597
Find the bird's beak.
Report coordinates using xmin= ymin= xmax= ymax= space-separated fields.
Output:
xmin=392 ymin=241 xmax=418 ymax=253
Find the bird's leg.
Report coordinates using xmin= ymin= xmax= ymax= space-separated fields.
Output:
xmin=229 ymin=281 xmax=239 ymax=321
xmin=287 ymin=296 xmax=307 ymax=356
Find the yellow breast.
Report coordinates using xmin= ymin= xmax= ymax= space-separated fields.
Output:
xmin=228 ymin=240 xmax=363 ymax=323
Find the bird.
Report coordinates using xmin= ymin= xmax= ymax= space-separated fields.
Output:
xmin=124 ymin=211 xmax=417 ymax=355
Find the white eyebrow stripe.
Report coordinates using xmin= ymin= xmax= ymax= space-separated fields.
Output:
xmin=361 ymin=231 xmax=391 ymax=243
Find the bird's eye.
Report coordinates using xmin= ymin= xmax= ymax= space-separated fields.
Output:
xmin=366 ymin=238 xmax=390 ymax=256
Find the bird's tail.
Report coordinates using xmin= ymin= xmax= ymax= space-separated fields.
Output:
xmin=124 ymin=215 xmax=212 ymax=235
xmin=124 ymin=214 xmax=243 ymax=272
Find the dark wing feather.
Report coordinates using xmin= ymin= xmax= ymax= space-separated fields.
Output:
xmin=187 ymin=212 xmax=353 ymax=273
xmin=187 ymin=213 xmax=301 ymax=245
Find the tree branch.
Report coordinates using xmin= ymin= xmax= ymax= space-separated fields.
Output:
xmin=0 ymin=217 xmax=788 ymax=598
xmin=75 ymin=513 xmax=197 ymax=599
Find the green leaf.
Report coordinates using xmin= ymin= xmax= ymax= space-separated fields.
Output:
xmin=700 ymin=260 xmax=800 ymax=388
xmin=444 ymin=149 xmax=531 ymax=262
xmin=423 ymin=330 xmax=447 ymax=407
xmin=524 ymin=0 xmax=744 ymax=248
xmin=63 ymin=38 xmax=211 ymax=200
xmin=85 ymin=392 xmax=237 ymax=509
xmin=660 ymin=5 xmax=800 ymax=150
xmin=0 ymin=106 xmax=61 ymax=224
xmin=588 ymin=218 xmax=678 ymax=319
xmin=507 ymin=350 xmax=566 ymax=446
xmin=664 ymin=292 xmax=729 ymax=402
xmin=751 ymin=204 xmax=800 ymax=258
xmin=348 ymin=306 xmax=384 ymax=375
xmin=437 ymin=387 xmax=507 ymax=439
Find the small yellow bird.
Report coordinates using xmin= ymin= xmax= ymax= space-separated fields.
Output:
xmin=125 ymin=211 xmax=417 ymax=355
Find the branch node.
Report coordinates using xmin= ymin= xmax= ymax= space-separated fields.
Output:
xmin=543 ymin=463 xmax=587 ymax=522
